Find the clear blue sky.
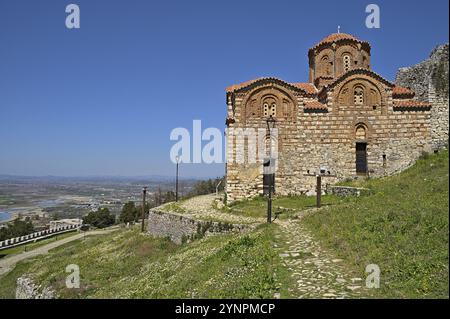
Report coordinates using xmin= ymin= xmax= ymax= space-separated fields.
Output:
xmin=0 ymin=0 xmax=448 ymax=178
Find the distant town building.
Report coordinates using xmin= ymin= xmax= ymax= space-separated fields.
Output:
xmin=49 ymin=218 xmax=82 ymax=230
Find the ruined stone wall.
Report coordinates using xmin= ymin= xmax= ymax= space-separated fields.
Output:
xmin=15 ymin=277 xmax=55 ymax=299
xmin=396 ymin=44 xmax=449 ymax=150
xmin=148 ymin=210 xmax=246 ymax=244
xmin=326 ymin=186 xmax=371 ymax=197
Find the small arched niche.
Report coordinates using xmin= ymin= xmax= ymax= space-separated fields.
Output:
xmin=355 ymin=123 xmax=367 ymax=141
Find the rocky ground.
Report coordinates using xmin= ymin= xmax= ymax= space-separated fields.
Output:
xmin=177 ymin=194 xmax=265 ymax=225
xmin=274 ymin=218 xmax=364 ymax=298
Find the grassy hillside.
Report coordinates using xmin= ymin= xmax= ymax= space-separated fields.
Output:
xmin=0 ymin=225 xmax=281 ymax=299
xmin=303 ymin=150 xmax=449 ymax=298
xmin=0 ymin=150 xmax=447 ymax=299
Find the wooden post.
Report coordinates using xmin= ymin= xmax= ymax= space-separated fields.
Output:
xmin=304 ymin=171 xmax=336 ymax=208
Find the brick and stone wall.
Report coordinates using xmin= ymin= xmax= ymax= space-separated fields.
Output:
xmin=225 ymin=36 xmax=446 ymax=203
xmin=148 ymin=210 xmax=247 ymax=244
xmin=226 ymin=82 xmax=432 ymax=202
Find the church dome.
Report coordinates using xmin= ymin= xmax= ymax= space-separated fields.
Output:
xmin=318 ymin=33 xmax=359 ymax=45
xmin=309 ymin=32 xmax=370 ymax=54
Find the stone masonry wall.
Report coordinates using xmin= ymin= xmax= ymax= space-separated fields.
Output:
xmin=226 ymin=83 xmax=432 ymax=202
xmin=15 ymin=277 xmax=55 ymax=299
xmin=396 ymin=44 xmax=449 ymax=150
xmin=225 ymin=42 xmax=447 ymax=203
xmin=148 ymin=210 xmax=247 ymax=244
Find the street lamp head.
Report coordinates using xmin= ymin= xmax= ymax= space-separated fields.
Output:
xmin=175 ymin=155 xmax=180 ymax=163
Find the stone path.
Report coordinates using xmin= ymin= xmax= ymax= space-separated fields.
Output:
xmin=0 ymin=228 xmax=119 ymax=277
xmin=166 ymin=194 xmax=365 ymax=298
xmin=178 ymin=194 xmax=264 ymax=225
xmin=273 ymin=218 xmax=365 ymax=299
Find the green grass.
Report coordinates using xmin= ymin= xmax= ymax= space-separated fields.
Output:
xmin=226 ymin=194 xmax=344 ymax=219
xmin=1 ymin=151 xmax=447 ymax=299
xmin=0 ymin=225 xmax=281 ymax=299
xmin=302 ymin=150 xmax=449 ymax=298
xmin=0 ymin=231 xmax=78 ymax=259
xmin=160 ymin=201 xmax=187 ymax=214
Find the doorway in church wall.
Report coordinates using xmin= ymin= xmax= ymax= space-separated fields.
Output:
xmin=356 ymin=142 xmax=368 ymax=175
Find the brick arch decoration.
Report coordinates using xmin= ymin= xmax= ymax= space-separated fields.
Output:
xmin=355 ymin=123 xmax=368 ymax=141
xmin=241 ymin=84 xmax=298 ymax=125
xmin=316 ymin=48 xmax=334 ymax=77
xmin=335 ymin=76 xmax=386 ymax=113
xmin=352 ymin=120 xmax=372 ymax=142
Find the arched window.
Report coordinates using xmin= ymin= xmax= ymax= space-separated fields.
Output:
xmin=354 ymin=86 xmax=364 ymax=105
xmin=282 ymin=99 xmax=290 ymax=117
xmin=263 ymin=97 xmax=277 ymax=117
xmin=321 ymin=55 xmax=331 ymax=76
xmin=343 ymin=54 xmax=351 ymax=72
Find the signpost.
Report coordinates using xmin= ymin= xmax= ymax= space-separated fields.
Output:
xmin=304 ymin=168 xmax=337 ymax=208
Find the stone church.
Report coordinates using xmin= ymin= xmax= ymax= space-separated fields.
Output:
xmin=225 ymin=32 xmax=448 ymax=202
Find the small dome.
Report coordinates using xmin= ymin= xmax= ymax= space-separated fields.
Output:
xmin=309 ymin=33 xmax=369 ymax=53
xmin=318 ymin=33 xmax=359 ymax=44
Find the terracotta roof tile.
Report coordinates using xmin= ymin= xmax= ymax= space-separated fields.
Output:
xmin=393 ymin=100 xmax=432 ymax=109
xmin=290 ymin=83 xmax=318 ymax=94
xmin=321 ymin=68 xmax=394 ymax=93
xmin=318 ymin=33 xmax=359 ymax=45
xmin=304 ymin=100 xmax=327 ymax=110
xmin=392 ymin=86 xmax=415 ymax=98
xmin=225 ymin=78 xmax=264 ymax=93
xmin=226 ymin=77 xmax=317 ymax=95
xmin=309 ymin=33 xmax=370 ymax=53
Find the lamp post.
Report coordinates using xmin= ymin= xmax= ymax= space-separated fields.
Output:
xmin=175 ymin=155 xmax=180 ymax=202
xmin=265 ymin=115 xmax=276 ymax=223
xmin=141 ymin=186 xmax=147 ymax=232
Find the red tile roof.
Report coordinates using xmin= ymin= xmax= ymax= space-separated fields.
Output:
xmin=225 ymin=78 xmax=264 ymax=93
xmin=309 ymin=33 xmax=370 ymax=53
xmin=304 ymin=100 xmax=327 ymax=110
xmin=290 ymin=83 xmax=318 ymax=94
xmin=322 ymin=68 xmax=395 ymax=92
xmin=318 ymin=33 xmax=359 ymax=44
xmin=226 ymin=77 xmax=317 ymax=95
xmin=392 ymin=85 xmax=415 ymax=98
xmin=393 ymin=100 xmax=432 ymax=109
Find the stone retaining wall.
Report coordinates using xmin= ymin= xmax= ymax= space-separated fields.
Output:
xmin=327 ymin=186 xmax=371 ymax=197
xmin=15 ymin=277 xmax=55 ymax=299
xmin=148 ymin=210 xmax=247 ymax=244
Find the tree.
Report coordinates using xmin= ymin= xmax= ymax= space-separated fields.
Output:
xmin=135 ymin=202 xmax=151 ymax=220
xmin=83 ymin=208 xmax=115 ymax=229
xmin=0 ymin=219 xmax=35 ymax=241
xmin=186 ymin=176 xmax=225 ymax=198
xmin=119 ymin=201 xmax=138 ymax=223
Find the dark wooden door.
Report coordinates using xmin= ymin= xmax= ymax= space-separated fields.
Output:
xmin=356 ymin=143 xmax=367 ymax=174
